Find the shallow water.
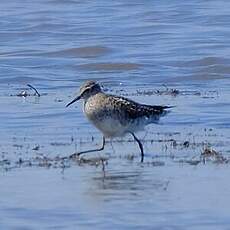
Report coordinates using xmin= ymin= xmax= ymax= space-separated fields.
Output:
xmin=0 ymin=1 xmax=230 ymax=229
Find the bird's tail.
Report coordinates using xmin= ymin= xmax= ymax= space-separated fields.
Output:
xmin=146 ymin=106 xmax=174 ymax=123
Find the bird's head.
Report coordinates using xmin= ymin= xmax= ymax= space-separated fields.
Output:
xmin=66 ymin=80 xmax=101 ymax=107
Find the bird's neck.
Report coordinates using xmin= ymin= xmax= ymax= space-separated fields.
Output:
xmin=83 ymin=91 xmax=104 ymax=104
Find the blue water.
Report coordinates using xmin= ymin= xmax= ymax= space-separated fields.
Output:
xmin=0 ymin=1 xmax=230 ymax=229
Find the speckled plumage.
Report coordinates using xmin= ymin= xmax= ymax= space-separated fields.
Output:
xmin=66 ymin=80 xmax=172 ymax=162
xmin=84 ymin=91 xmax=170 ymax=137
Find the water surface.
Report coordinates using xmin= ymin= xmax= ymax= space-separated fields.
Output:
xmin=0 ymin=1 xmax=230 ymax=229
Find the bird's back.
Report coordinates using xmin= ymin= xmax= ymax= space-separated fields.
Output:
xmin=107 ymin=94 xmax=171 ymax=121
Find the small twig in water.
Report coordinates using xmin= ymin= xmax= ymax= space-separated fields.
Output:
xmin=27 ymin=84 xmax=41 ymax=97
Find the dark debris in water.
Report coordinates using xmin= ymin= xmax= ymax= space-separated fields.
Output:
xmin=174 ymin=146 xmax=229 ymax=166
xmin=11 ymin=84 xmax=46 ymax=97
xmin=113 ymin=85 xmax=219 ymax=98
xmin=152 ymin=85 xmax=181 ymax=97
xmin=201 ymin=147 xmax=229 ymax=164
xmin=0 ymin=154 xmax=109 ymax=172
xmin=172 ymin=140 xmax=197 ymax=149
xmin=32 ymin=145 xmax=40 ymax=151
xmin=0 ymin=133 xmax=229 ymax=172
xmin=50 ymin=142 xmax=71 ymax=146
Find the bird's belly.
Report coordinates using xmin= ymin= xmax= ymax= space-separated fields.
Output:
xmin=89 ymin=117 xmax=127 ymax=138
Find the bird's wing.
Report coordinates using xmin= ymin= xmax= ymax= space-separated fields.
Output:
xmin=108 ymin=95 xmax=172 ymax=120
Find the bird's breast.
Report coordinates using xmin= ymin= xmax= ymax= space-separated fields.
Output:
xmin=83 ymin=98 xmax=128 ymax=137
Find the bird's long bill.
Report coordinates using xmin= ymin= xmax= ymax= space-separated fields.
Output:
xmin=66 ymin=95 xmax=81 ymax=107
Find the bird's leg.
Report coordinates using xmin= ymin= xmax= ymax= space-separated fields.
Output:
xmin=69 ymin=136 xmax=105 ymax=159
xmin=130 ymin=132 xmax=144 ymax=163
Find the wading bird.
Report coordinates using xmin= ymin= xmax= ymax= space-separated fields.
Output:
xmin=66 ymin=81 xmax=172 ymax=162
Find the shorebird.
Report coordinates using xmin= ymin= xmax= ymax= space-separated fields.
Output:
xmin=66 ymin=81 xmax=172 ymax=162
